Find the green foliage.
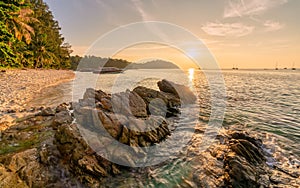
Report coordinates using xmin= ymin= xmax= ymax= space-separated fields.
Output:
xmin=0 ymin=0 xmax=72 ymax=69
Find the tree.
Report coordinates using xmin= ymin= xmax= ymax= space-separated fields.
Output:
xmin=0 ymin=0 xmax=72 ymax=69
xmin=0 ymin=0 xmax=34 ymax=67
xmin=28 ymin=0 xmax=71 ymax=69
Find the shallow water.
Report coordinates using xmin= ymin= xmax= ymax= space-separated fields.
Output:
xmin=28 ymin=69 xmax=300 ymax=187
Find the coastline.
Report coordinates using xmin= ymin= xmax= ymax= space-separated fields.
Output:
xmin=0 ymin=69 xmax=74 ymax=130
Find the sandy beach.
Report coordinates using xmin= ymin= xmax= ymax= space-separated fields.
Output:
xmin=0 ymin=69 xmax=74 ymax=129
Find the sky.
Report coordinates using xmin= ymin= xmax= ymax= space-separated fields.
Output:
xmin=44 ymin=0 xmax=300 ymax=69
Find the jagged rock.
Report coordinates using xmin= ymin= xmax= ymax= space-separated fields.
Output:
xmin=55 ymin=123 xmax=119 ymax=187
xmin=97 ymin=110 xmax=122 ymax=139
xmin=133 ymin=86 xmax=180 ymax=117
xmin=223 ymin=131 xmax=268 ymax=188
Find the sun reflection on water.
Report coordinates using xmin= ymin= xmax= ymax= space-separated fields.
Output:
xmin=188 ymin=68 xmax=194 ymax=82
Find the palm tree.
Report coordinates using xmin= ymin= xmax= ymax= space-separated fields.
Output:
xmin=6 ymin=7 xmax=38 ymax=44
xmin=1 ymin=0 xmax=38 ymax=45
xmin=33 ymin=44 xmax=58 ymax=68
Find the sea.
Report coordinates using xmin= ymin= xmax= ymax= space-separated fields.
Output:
xmin=27 ymin=69 xmax=300 ymax=187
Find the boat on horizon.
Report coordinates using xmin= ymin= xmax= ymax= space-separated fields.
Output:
xmin=232 ymin=64 xmax=238 ymax=70
xmin=275 ymin=62 xmax=279 ymax=70
xmin=92 ymin=67 xmax=124 ymax=74
xmin=292 ymin=62 xmax=296 ymax=70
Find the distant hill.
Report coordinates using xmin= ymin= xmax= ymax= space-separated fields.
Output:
xmin=70 ymin=56 xmax=179 ymax=71
xmin=70 ymin=56 xmax=132 ymax=70
xmin=127 ymin=60 xmax=179 ymax=69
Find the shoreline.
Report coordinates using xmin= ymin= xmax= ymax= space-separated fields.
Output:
xmin=0 ymin=69 xmax=74 ymax=129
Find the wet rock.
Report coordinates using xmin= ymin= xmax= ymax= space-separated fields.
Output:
xmin=229 ymin=139 xmax=265 ymax=165
xmin=223 ymin=132 xmax=268 ymax=188
xmin=224 ymin=153 xmax=259 ymax=188
xmin=230 ymin=131 xmax=262 ymax=148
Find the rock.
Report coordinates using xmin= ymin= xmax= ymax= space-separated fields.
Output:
xmin=157 ymin=79 xmax=178 ymax=96
xmin=52 ymin=110 xmax=72 ymax=127
xmin=55 ymin=103 xmax=69 ymax=113
xmin=223 ymin=132 xmax=268 ymax=188
xmin=128 ymin=91 xmax=148 ymax=117
xmin=39 ymin=107 xmax=55 ymax=116
xmin=225 ymin=153 xmax=259 ymax=188
xmin=0 ymin=164 xmax=29 ymax=188
xmin=55 ymin=123 xmax=118 ymax=186
xmin=6 ymin=109 xmax=16 ymax=113
xmin=157 ymin=79 xmax=197 ymax=104
xmin=229 ymin=139 xmax=265 ymax=165
xmin=111 ymin=90 xmax=148 ymax=118
xmin=133 ymin=86 xmax=180 ymax=117
xmin=83 ymin=88 xmax=97 ymax=100
xmin=133 ymin=86 xmax=169 ymax=106
xmin=95 ymin=90 xmax=110 ymax=102
xmin=97 ymin=110 xmax=122 ymax=139
xmin=99 ymin=98 xmax=112 ymax=111
xmin=77 ymin=155 xmax=108 ymax=177
xmin=230 ymin=131 xmax=262 ymax=148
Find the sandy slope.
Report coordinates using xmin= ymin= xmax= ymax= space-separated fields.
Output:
xmin=0 ymin=69 xmax=74 ymax=129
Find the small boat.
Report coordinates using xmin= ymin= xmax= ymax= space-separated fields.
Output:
xmin=92 ymin=67 xmax=124 ymax=74
xmin=232 ymin=64 xmax=238 ymax=70
xmin=292 ymin=62 xmax=296 ymax=70
xmin=78 ymin=68 xmax=95 ymax=72
xmin=275 ymin=62 xmax=279 ymax=70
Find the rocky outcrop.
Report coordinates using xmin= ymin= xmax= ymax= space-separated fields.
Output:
xmin=0 ymin=79 xmax=192 ymax=187
xmin=0 ymin=113 xmax=82 ymax=187
xmin=1 ymin=79 xmax=298 ymax=187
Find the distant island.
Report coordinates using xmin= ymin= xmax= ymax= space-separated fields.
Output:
xmin=127 ymin=60 xmax=180 ymax=69
xmin=70 ymin=56 xmax=131 ymax=71
xmin=70 ymin=56 xmax=179 ymax=70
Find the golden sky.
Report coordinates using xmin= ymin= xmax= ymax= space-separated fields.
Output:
xmin=45 ymin=0 xmax=300 ymax=69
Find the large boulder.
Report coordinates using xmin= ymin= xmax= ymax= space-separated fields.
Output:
xmin=157 ymin=79 xmax=197 ymax=104
xmin=111 ymin=90 xmax=148 ymax=118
